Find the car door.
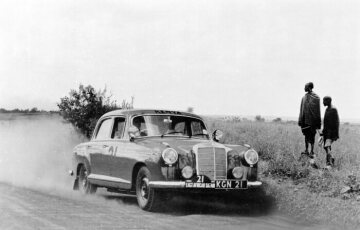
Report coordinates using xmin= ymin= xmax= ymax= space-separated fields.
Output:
xmin=87 ymin=117 xmax=113 ymax=177
xmin=107 ymin=116 xmax=132 ymax=189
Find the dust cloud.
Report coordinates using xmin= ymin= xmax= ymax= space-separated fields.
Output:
xmin=0 ymin=114 xmax=87 ymax=192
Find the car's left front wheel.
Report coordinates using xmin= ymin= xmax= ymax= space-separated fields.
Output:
xmin=78 ymin=165 xmax=97 ymax=194
xmin=136 ymin=166 xmax=161 ymax=211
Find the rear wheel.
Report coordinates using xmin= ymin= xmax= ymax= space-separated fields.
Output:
xmin=78 ymin=165 xmax=97 ymax=194
xmin=136 ymin=167 xmax=160 ymax=211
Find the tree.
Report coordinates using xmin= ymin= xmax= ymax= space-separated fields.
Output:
xmin=121 ymin=96 xmax=134 ymax=110
xmin=30 ymin=107 xmax=38 ymax=113
xmin=57 ymin=84 xmax=122 ymax=138
xmin=273 ymin=117 xmax=282 ymax=123
xmin=255 ymin=115 xmax=265 ymax=122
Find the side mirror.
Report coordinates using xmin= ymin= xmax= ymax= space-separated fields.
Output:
xmin=128 ymin=126 xmax=138 ymax=141
xmin=212 ymin=129 xmax=223 ymax=142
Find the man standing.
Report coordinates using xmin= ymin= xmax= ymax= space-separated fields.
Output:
xmin=320 ymin=96 xmax=340 ymax=168
xmin=298 ymin=82 xmax=321 ymax=158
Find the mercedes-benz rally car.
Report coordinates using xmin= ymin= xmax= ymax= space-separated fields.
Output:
xmin=69 ymin=109 xmax=262 ymax=211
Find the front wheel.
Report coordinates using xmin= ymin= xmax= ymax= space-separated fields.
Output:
xmin=136 ymin=167 xmax=160 ymax=211
xmin=78 ymin=165 xmax=97 ymax=194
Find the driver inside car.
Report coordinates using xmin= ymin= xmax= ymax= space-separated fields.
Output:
xmin=132 ymin=116 xmax=147 ymax=137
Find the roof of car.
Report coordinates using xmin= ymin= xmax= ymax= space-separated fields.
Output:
xmin=100 ymin=109 xmax=203 ymax=119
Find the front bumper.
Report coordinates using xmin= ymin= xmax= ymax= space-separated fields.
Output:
xmin=149 ymin=180 xmax=262 ymax=189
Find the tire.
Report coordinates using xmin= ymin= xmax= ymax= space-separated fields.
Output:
xmin=78 ymin=165 xmax=97 ymax=194
xmin=135 ymin=166 xmax=160 ymax=211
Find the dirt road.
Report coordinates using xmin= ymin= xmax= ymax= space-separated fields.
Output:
xmin=0 ymin=114 xmax=340 ymax=230
xmin=1 ymin=182 xmax=337 ymax=230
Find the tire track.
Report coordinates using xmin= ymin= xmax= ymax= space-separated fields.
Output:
xmin=0 ymin=183 xmax=337 ymax=230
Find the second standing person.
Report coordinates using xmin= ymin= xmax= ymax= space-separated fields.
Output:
xmin=298 ymin=82 xmax=321 ymax=158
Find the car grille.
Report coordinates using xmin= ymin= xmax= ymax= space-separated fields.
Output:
xmin=196 ymin=147 xmax=227 ymax=180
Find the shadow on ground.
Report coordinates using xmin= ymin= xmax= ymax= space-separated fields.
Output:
xmin=102 ymin=188 xmax=276 ymax=216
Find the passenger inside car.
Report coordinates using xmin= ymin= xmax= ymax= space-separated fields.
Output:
xmin=132 ymin=116 xmax=147 ymax=136
xmin=111 ymin=117 xmax=125 ymax=139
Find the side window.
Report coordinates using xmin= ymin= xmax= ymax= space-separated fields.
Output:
xmin=95 ymin=118 xmax=112 ymax=140
xmin=111 ymin=117 xmax=126 ymax=139
xmin=174 ymin=121 xmax=186 ymax=134
xmin=191 ymin=121 xmax=205 ymax=135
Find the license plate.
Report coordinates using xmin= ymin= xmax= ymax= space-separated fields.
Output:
xmin=215 ymin=180 xmax=247 ymax=189
xmin=185 ymin=180 xmax=247 ymax=189
xmin=185 ymin=182 xmax=215 ymax=188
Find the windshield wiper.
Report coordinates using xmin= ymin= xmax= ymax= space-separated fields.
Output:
xmin=161 ymin=131 xmax=183 ymax=138
xmin=189 ymin=133 xmax=209 ymax=138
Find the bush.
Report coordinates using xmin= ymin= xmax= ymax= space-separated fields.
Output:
xmin=255 ymin=115 xmax=265 ymax=122
xmin=273 ymin=117 xmax=282 ymax=123
xmin=57 ymin=84 xmax=123 ymax=138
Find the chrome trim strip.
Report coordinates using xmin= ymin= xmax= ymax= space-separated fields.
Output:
xmin=247 ymin=181 xmax=262 ymax=187
xmin=148 ymin=181 xmax=262 ymax=189
xmin=87 ymin=174 xmax=131 ymax=184
xmin=149 ymin=181 xmax=186 ymax=188
xmin=213 ymin=145 xmax=216 ymax=179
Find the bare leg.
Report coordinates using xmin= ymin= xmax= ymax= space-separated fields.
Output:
xmin=304 ymin=139 xmax=309 ymax=153
xmin=329 ymin=146 xmax=334 ymax=165
xmin=310 ymin=143 xmax=314 ymax=155
xmin=324 ymin=147 xmax=332 ymax=166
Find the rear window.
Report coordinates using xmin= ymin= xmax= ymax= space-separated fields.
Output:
xmin=94 ymin=118 xmax=112 ymax=140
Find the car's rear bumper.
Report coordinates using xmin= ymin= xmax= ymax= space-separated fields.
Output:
xmin=149 ymin=181 xmax=262 ymax=189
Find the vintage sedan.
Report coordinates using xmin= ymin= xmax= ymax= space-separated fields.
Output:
xmin=70 ymin=109 xmax=262 ymax=211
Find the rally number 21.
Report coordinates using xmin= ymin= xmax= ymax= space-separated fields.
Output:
xmin=196 ymin=175 xmax=204 ymax=183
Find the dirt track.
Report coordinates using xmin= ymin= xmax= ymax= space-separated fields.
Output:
xmin=1 ymin=182 xmax=337 ymax=230
xmin=0 ymin=114 xmax=338 ymax=230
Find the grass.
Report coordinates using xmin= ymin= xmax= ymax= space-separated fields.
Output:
xmin=206 ymin=117 xmax=360 ymax=226
xmin=205 ymin=117 xmax=360 ymax=199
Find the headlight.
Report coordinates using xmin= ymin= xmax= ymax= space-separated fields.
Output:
xmin=181 ymin=166 xmax=194 ymax=179
xmin=232 ymin=167 xmax=243 ymax=179
xmin=244 ymin=149 xmax=259 ymax=165
xmin=162 ymin=148 xmax=178 ymax=165
xmin=212 ymin=129 xmax=223 ymax=142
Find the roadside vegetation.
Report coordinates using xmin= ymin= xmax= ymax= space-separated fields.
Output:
xmin=206 ymin=117 xmax=360 ymax=200
xmin=57 ymin=84 xmax=133 ymax=138
xmin=206 ymin=116 xmax=360 ymax=225
xmin=0 ymin=107 xmax=57 ymax=114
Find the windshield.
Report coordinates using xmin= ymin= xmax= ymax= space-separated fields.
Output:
xmin=131 ymin=115 xmax=208 ymax=138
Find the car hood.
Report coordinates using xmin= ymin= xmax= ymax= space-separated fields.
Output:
xmin=134 ymin=137 xmax=250 ymax=156
xmin=134 ymin=137 xmax=207 ymax=151
xmin=134 ymin=137 xmax=252 ymax=169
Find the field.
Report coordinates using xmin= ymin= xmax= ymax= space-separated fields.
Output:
xmin=0 ymin=113 xmax=359 ymax=229
xmin=205 ymin=117 xmax=360 ymax=225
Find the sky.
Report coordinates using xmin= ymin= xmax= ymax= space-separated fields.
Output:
xmin=0 ymin=0 xmax=359 ymax=120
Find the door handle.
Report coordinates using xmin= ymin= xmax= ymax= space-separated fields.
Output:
xmin=103 ymin=145 xmax=109 ymax=148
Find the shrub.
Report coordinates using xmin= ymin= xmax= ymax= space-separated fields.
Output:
xmin=255 ymin=115 xmax=265 ymax=122
xmin=57 ymin=84 xmax=126 ymax=138
xmin=273 ymin=117 xmax=282 ymax=123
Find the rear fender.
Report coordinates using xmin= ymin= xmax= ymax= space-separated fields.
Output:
xmin=72 ymin=154 xmax=91 ymax=190
xmin=73 ymin=155 xmax=91 ymax=176
xmin=73 ymin=178 xmax=79 ymax=190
